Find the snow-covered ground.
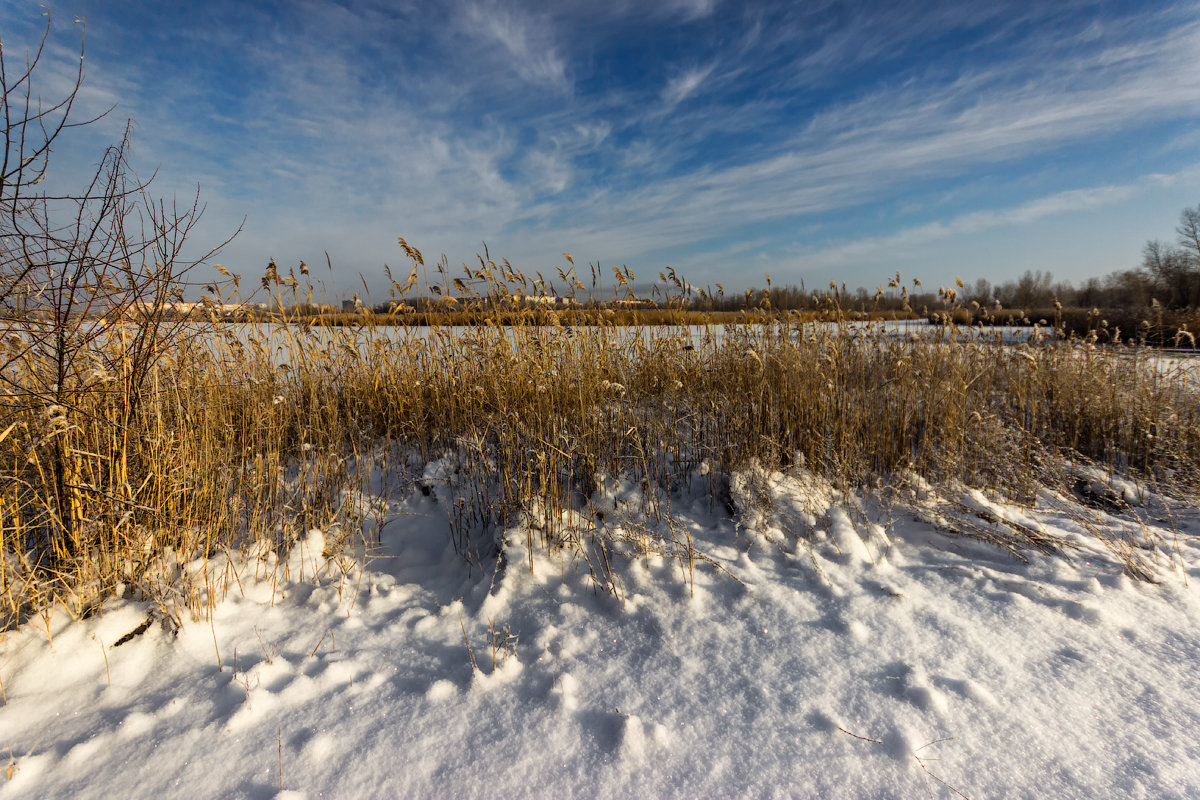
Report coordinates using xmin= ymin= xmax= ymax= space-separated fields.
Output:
xmin=3 ymin=462 xmax=1200 ymax=799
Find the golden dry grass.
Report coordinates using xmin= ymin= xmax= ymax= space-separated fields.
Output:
xmin=2 ymin=244 xmax=1198 ymax=629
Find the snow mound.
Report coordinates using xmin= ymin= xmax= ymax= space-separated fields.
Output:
xmin=3 ymin=461 xmax=1200 ymax=798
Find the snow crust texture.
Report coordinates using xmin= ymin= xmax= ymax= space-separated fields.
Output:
xmin=3 ymin=468 xmax=1200 ymax=799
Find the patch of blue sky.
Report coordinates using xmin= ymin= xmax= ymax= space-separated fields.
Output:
xmin=1 ymin=0 xmax=1197 ymax=294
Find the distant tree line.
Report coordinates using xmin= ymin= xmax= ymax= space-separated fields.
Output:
xmin=688 ymin=203 xmax=1200 ymax=316
xmin=258 ymin=203 xmax=1200 ymax=342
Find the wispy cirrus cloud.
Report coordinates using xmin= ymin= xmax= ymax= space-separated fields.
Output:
xmin=461 ymin=2 xmax=570 ymax=90
xmin=662 ymin=62 xmax=717 ymax=108
xmin=794 ymin=181 xmax=1154 ymax=271
xmin=6 ymin=0 xmax=1200 ymax=293
xmin=499 ymin=15 xmax=1200 ymax=256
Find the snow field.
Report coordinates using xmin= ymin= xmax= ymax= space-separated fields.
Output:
xmin=2 ymin=464 xmax=1200 ymax=798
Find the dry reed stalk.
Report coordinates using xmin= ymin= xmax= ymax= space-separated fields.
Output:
xmin=2 ymin=243 xmax=1198 ymax=628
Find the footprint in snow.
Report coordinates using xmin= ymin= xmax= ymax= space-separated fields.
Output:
xmin=576 ymin=708 xmax=667 ymax=762
xmin=931 ymin=675 xmax=998 ymax=707
xmin=878 ymin=661 xmax=947 ymax=715
xmin=985 ymin=577 xmax=1105 ymax=623
xmin=805 ymin=709 xmax=839 ymax=734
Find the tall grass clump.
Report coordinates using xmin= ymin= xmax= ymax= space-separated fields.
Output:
xmin=4 ymin=25 xmax=1199 ymax=629
xmin=5 ymin=234 xmax=1200 ymax=626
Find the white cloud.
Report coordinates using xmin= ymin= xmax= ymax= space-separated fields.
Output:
xmin=666 ymin=0 xmax=718 ymax=21
xmin=462 ymin=2 xmax=569 ymax=89
xmin=724 ymin=164 xmax=1200 ymax=284
xmin=798 ymin=184 xmax=1147 ymax=269
xmin=541 ymin=19 xmax=1200 ymax=256
xmin=662 ymin=63 xmax=716 ymax=107
xmin=14 ymin=0 xmax=1200 ymax=293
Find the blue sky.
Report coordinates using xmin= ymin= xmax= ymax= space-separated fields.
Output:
xmin=5 ymin=0 xmax=1200 ymax=297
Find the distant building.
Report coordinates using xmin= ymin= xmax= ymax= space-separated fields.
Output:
xmin=514 ymin=295 xmax=575 ymax=307
xmin=126 ymin=301 xmax=264 ymax=319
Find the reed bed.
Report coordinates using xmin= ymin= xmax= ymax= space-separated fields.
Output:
xmin=2 ymin=248 xmax=1199 ymax=630
xmin=258 ymin=307 xmax=916 ymax=328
